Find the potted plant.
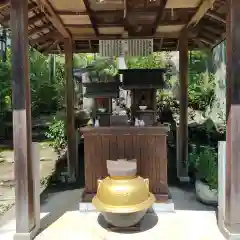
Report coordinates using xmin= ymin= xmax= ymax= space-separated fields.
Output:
xmin=194 ymin=146 xmax=218 ymax=205
xmin=188 ymin=144 xmax=198 ymax=183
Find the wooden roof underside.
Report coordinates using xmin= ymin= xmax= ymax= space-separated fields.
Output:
xmin=0 ymin=0 xmax=226 ymax=53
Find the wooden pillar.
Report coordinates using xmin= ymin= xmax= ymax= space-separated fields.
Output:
xmin=64 ymin=38 xmax=78 ymax=182
xmin=177 ymin=28 xmax=189 ymax=182
xmin=10 ymin=0 xmax=38 ymax=239
xmin=224 ymin=0 xmax=240 ymax=236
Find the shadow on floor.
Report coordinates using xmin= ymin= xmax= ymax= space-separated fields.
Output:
xmin=37 ymin=142 xmax=86 ymax=233
xmin=40 ymin=142 xmax=85 ymax=206
xmin=97 ymin=212 xmax=158 ymax=234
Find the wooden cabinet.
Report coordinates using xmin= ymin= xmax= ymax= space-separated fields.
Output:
xmin=81 ymin=126 xmax=169 ymax=201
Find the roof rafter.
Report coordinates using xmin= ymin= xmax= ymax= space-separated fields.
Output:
xmin=152 ymin=0 xmax=168 ymax=35
xmin=36 ymin=0 xmax=71 ymax=39
xmin=1 ymin=2 xmax=39 ymax=23
xmin=205 ymin=10 xmax=226 ymax=24
xmin=82 ymin=0 xmax=99 ymax=36
xmin=38 ymin=40 xmax=53 ymax=52
xmin=44 ymin=39 xmax=61 ymax=53
xmin=29 ymin=23 xmax=52 ymax=36
xmin=199 ymin=36 xmax=214 ymax=46
xmin=186 ymin=0 xmax=216 ymax=28
xmin=28 ymin=12 xmax=45 ymax=25
xmin=30 ymin=30 xmax=60 ymax=45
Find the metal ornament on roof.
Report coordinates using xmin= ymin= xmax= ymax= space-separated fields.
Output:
xmin=99 ymin=39 xmax=153 ymax=57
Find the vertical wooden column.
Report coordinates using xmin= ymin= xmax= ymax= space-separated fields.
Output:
xmin=177 ymin=28 xmax=189 ymax=182
xmin=225 ymin=0 xmax=240 ymax=235
xmin=10 ymin=0 xmax=36 ymax=238
xmin=64 ymin=38 xmax=78 ymax=182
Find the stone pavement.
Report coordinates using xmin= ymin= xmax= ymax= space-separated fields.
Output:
xmin=0 ymin=142 xmax=58 ymax=217
xmin=0 ymin=187 xmax=226 ymax=240
xmin=35 ymin=210 xmax=225 ymax=240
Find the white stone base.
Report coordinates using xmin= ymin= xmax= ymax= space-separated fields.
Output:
xmin=79 ymin=200 xmax=175 ymax=214
xmin=220 ymin=225 xmax=240 ymax=240
xmin=218 ymin=217 xmax=240 ymax=240
xmin=14 ymin=226 xmax=39 ymax=240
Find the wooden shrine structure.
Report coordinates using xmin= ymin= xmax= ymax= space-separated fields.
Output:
xmin=0 ymin=0 xmax=238 ymax=239
xmin=120 ymin=68 xmax=166 ymax=125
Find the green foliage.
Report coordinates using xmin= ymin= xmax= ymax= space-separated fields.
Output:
xmin=126 ymin=53 xmax=165 ymax=69
xmin=187 ymin=51 xmax=215 ymax=111
xmin=29 ymin=49 xmax=64 ymax=115
xmin=0 ymin=61 xmax=11 ymax=121
xmin=188 ymin=145 xmax=218 ymax=190
xmin=189 ymin=51 xmax=211 ymax=78
xmin=188 ymin=72 xmax=215 ymax=111
xmin=88 ymin=57 xmax=118 ymax=77
xmin=45 ymin=117 xmax=66 ymax=153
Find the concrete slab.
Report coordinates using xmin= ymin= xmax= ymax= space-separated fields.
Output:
xmin=0 ymin=187 xmax=225 ymax=240
xmin=34 ymin=210 xmax=225 ymax=240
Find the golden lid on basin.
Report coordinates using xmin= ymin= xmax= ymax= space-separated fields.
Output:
xmin=92 ymin=176 xmax=156 ymax=213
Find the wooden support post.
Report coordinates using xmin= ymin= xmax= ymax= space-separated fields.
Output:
xmin=223 ymin=0 xmax=240 ymax=237
xmin=10 ymin=0 xmax=39 ymax=239
xmin=177 ymin=28 xmax=190 ymax=182
xmin=64 ymin=38 xmax=78 ymax=182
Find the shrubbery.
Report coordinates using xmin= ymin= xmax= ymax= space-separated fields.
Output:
xmin=0 ymin=50 xmax=220 ymax=153
xmin=45 ymin=117 xmax=66 ymax=154
xmin=188 ymin=145 xmax=218 ymax=189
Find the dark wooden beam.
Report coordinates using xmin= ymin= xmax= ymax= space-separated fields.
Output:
xmin=193 ymin=38 xmax=209 ymax=49
xmin=37 ymin=0 xmax=71 ymax=38
xmin=72 ymin=31 xmax=197 ymax=41
xmin=1 ymin=2 xmax=39 ymax=23
xmin=82 ymin=0 xmax=99 ymax=36
xmin=28 ymin=12 xmax=45 ymax=25
xmin=28 ymin=23 xmax=52 ymax=36
xmin=206 ymin=10 xmax=226 ymax=24
xmin=28 ymin=2 xmax=39 ymax=12
xmin=30 ymin=31 xmax=60 ymax=45
xmin=57 ymin=43 xmax=62 ymax=53
xmin=177 ymin=27 xmax=189 ymax=182
xmin=225 ymin=0 xmax=240 ymax=236
xmin=152 ymin=0 xmax=168 ymax=35
xmin=199 ymin=35 xmax=215 ymax=46
xmin=56 ymin=6 xmax=173 ymax=15
xmin=201 ymin=26 xmax=222 ymax=38
xmin=200 ymin=23 xmax=225 ymax=35
xmin=64 ymin=38 xmax=78 ymax=181
xmin=159 ymin=38 xmax=163 ymax=49
xmin=10 ymin=0 xmax=36 ymax=236
xmin=66 ymin=24 xmax=122 ymax=28
xmin=65 ymin=19 xmax=188 ymax=29
xmin=37 ymin=40 xmax=54 ymax=52
xmin=44 ymin=39 xmax=61 ymax=53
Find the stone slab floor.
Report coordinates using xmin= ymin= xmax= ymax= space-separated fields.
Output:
xmin=0 ymin=187 xmax=226 ymax=240
xmin=0 ymin=142 xmax=58 ymax=217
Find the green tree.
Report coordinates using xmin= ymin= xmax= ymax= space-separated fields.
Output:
xmin=126 ymin=52 xmax=166 ymax=69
